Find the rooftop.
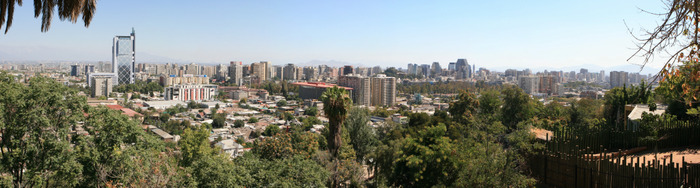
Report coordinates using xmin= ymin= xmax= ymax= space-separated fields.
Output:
xmin=292 ymin=82 xmax=353 ymax=90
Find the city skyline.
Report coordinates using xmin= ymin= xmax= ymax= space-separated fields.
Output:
xmin=0 ymin=0 xmax=667 ymax=74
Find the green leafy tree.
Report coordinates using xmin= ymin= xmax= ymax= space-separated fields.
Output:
xmin=276 ymin=99 xmax=287 ymax=107
xmin=389 ymin=125 xmax=458 ymax=187
xmin=478 ymin=89 xmax=502 ymax=121
xmin=249 ymin=130 xmax=262 ymax=139
xmin=234 ymin=153 xmax=329 ymax=187
xmin=299 ymin=116 xmax=322 ymax=132
xmin=189 ymin=153 xmax=252 ymax=187
xmin=453 ymin=139 xmax=536 ymax=187
xmin=569 ymin=99 xmax=603 ymax=131
xmin=252 ymin=132 xmax=319 ymax=160
xmin=449 ymin=90 xmax=479 ymax=123
xmin=320 ymin=86 xmax=352 ymax=187
xmin=320 ymin=87 xmax=352 ymax=158
xmin=179 ymin=127 xmax=215 ymax=167
xmin=343 ymin=107 xmax=378 ymax=163
xmin=76 ymin=107 xmax=179 ymax=187
xmin=372 ymin=107 xmax=391 ymax=118
xmin=604 ymin=82 xmax=656 ymax=128
xmin=212 ymin=113 xmax=227 ymax=128
xmin=304 ymin=106 xmax=319 ymax=116
xmin=234 ymin=119 xmax=245 ymax=128
xmin=248 ymin=117 xmax=259 ymax=123
xmin=500 ymin=86 xmax=535 ymax=129
xmin=262 ymin=125 xmax=281 ymax=136
xmin=0 ymin=74 xmax=86 ymax=187
xmin=657 ymin=60 xmax=700 ymax=119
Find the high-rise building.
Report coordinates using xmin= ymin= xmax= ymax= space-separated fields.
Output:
xmin=113 ymin=28 xmax=136 ymax=85
xmin=260 ymin=61 xmax=270 ymax=80
xmin=518 ymin=76 xmax=540 ymax=95
xmin=455 ymin=59 xmax=470 ymax=79
xmin=448 ymin=62 xmax=456 ymax=71
xmin=91 ymin=75 xmax=113 ymax=98
xmin=229 ymin=61 xmax=243 ymax=86
xmin=251 ymin=62 xmax=266 ymax=80
xmin=610 ymin=71 xmax=629 ymax=88
xmin=341 ymin=65 xmax=354 ymax=76
xmin=303 ymin=66 xmax=317 ymax=81
xmin=216 ymin=64 xmax=228 ymax=80
xmin=370 ymin=74 xmax=396 ymax=106
xmin=273 ymin=66 xmax=283 ymax=79
xmin=84 ymin=65 xmax=95 ymax=77
xmin=70 ymin=65 xmax=79 ymax=76
xmin=283 ymin=64 xmax=297 ymax=80
xmin=431 ymin=62 xmax=442 ymax=76
xmin=296 ymin=67 xmax=304 ymax=81
xmin=407 ymin=63 xmax=419 ymax=75
xmin=538 ymin=75 xmax=558 ymax=96
xmin=420 ymin=64 xmax=431 ymax=78
xmin=338 ymin=74 xmax=371 ymax=106
xmin=98 ymin=61 xmax=110 ymax=72
xmin=185 ymin=63 xmax=199 ymax=75
xmin=201 ymin=65 xmax=216 ymax=78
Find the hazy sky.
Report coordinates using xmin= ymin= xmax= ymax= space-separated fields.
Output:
xmin=0 ymin=0 xmax=671 ymax=72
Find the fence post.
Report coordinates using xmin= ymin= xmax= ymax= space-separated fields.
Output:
xmin=544 ymin=153 xmax=548 ymax=184
xmin=682 ymin=157 xmax=687 ymax=186
xmin=574 ymin=164 xmax=578 ymax=188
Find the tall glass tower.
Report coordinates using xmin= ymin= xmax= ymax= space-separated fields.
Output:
xmin=113 ymin=28 xmax=136 ymax=85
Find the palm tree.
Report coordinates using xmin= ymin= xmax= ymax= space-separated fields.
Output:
xmin=320 ymin=86 xmax=352 ymax=158
xmin=320 ymin=86 xmax=351 ymax=188
xmin=1 ymin=0 xmax=96 ymax=34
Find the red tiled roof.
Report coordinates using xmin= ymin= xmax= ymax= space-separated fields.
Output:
xmin=120 ymin=108 xmax=142 ymax=117
xmin=105 ymin=105 xmax=123 ymax=110
xmin=103 ymin=104 xmax=142 ymax=117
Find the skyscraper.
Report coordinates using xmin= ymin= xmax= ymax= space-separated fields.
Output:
xmin=455 ymin=59 xmax=470 ymax=79
xmin=84 ymin=65 xmax=95 ymax=76
xmin=431 ymin=62 xmax=442 ymax=76
xmin=251 ymin=62 xmax=266 ymax=80
xmin=370 ymin=74 xmax=396 ymax=106
xmin=185 ymin=63 xmax=199 ymax=75
xmin=610 ymin=71 xmax=629 ymax=88
xmin=420 ymin=64 xmax=431 ymax=78
xmin=113 ymin=28 xmax=136 ymax=85
xmin=229 ymin=61 xmax=243 ymax=86
xmin=260 ymin=61 xmax=270 ymax=80
xmin=70 ymin=65 xmax=79 ymax=76
xmin=283 ymin=64 xmax=297 ymax=80
xmin=339 ymin=74 xmax=371 ymax=106
xmin=342 ymin=65 xmax=354 ymax=76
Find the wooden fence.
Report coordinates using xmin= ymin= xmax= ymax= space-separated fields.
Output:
xmin=530 ymin=120 xmax=700 ymax=187
xmin=530 ymin=153 xmax=700 ymax=187
xmin=545 ymin=120 xmax=700 ymax=155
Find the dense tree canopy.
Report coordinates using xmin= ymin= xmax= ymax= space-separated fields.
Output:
xmin=0 ymin=73 xmax=87 ymax=187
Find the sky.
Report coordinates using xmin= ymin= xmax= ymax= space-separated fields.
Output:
xmin=0 ymin=0 xmax=672 ymax=73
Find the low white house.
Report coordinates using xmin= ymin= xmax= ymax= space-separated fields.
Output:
xmin=215 ymin=139 xmax=245 ymax=158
